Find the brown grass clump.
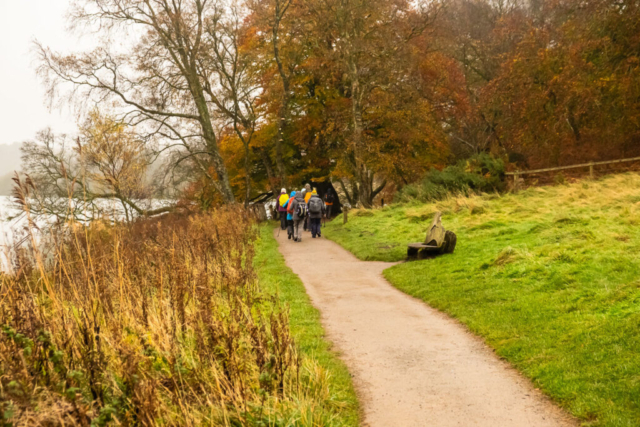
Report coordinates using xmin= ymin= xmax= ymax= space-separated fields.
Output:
xmin=0 ymin=191 xmax=310 ymax=425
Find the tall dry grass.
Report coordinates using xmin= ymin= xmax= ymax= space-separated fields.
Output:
xmin=0 ymin=181 xmax=332 ymax=426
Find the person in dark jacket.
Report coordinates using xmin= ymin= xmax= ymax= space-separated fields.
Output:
xmin=277 ymin=188 xmax=288 ymax=230
xmin=307 ymin=189 xmax=326 ymax=238
xmin=303 ymin=183 xmax=312 ymax=231
xmin=324 ymin=189 xmax=335 ymax=219
xmin=284 ymin=191 xmax=296 ymax=239
xmin=289 ymin=191 xmax=307 ymax=242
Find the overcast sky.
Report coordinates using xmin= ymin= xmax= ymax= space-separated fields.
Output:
xmin=0 ymin=0 xmax=81 ymax=146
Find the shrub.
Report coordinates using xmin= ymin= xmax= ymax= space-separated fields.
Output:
xmin=0 ymin=209 xmax=327 ymax=425
xmin=396 ymin=154 xmax=505 ymax=203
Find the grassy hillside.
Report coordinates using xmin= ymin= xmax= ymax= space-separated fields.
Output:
xmin=254 ymin=225 xmax=359 ymax=426
xmin=325 ymin=173 xmax=640 ymax=427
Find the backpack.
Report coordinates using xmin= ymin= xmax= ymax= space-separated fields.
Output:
xmin=325 ymin=192 xmax=335 ymax=204
xmin=296 ymin=202 xmax=308 ymax=218
xmin=309 ymin=197 xmax=323 ymax=214
xmin=287 ymin=199 xmax=295 ymax=214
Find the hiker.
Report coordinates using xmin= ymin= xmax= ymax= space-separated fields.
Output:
xmin=303 ymin=184 xmax=312 ymax=231
xmin=324 ymin=189 xmax=335 ymax=219
xmin=304 ymin=184 xmax=313 ymax=203
xmin=308 ymin=188 xmax=326 ymax=238
xmin=299 ymin=187 xmax=307 ymax=231
xmin=289 ymin=190 xmax=307 ymax=242
xmin=285 ymin=191 xmax=296 ymax=239
xmin=277 ymin=188 xmax=288 ymax=231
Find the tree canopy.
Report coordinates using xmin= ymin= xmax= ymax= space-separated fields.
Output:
xmin=26 ymin=0 xmax=640 ymax=211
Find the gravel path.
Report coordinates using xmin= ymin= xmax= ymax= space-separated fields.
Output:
xmin=275 ymin=229 xmax=576 ymax=427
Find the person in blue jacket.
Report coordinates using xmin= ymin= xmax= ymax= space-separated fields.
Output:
xmin=284 ymin=191 xmax=296 ymax=240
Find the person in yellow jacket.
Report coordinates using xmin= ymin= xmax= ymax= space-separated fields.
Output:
xmin=277 ymin=188 xmax=289 ymax=230
xmin=304 ymin=186 xmax=313 ymax=203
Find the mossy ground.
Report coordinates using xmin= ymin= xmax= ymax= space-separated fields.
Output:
xmin=254 ymin=225 xmax=359 ymax=426
xmin=325 ymin=173 xmax=640 ymax=427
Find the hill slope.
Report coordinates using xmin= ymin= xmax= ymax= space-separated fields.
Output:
xmin=324 ymin=173 xmax=640 ymax=427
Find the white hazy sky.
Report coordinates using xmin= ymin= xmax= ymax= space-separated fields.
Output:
xmin=0 ymin=0 xmax=81 ymax=145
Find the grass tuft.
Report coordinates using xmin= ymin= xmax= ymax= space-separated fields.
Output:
xmin=492 ymin=247 xmax=527 ymax=266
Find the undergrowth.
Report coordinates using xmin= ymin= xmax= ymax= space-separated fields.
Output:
xmin=0 ymin=182 xmax=355 ymax=426
xmin=395 ymin=153 xmax=505 ymax=204
xmin=325 ymin=172 xmax=640 ymax=427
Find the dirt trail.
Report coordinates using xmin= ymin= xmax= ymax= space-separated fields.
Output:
xmin=275 ymin=229 xmax=575 ymax=427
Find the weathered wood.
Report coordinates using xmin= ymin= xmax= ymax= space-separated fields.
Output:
xmin=505 ymin=156 xmax=640 ymax=176
xmin=408 ymin=243 xmax=439 ymax=249
xmin=407 ymin=211 xmax=457 ymax=258
xmin=424 ymin=212 xmax=445 ymax=246
xmin=343 ymin=207 xmax=348 ymax=224
xmin=249 ymin=191 xmax=274 ymax=204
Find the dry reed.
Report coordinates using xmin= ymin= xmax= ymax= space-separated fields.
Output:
xmin=0 ymin=179 xmax=327 ymax=426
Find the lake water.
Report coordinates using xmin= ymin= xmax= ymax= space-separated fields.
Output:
xmin=0 ymin=196 xmax=273 ymax=271
xmin=0 ymin=196 xmax=176 ymax=271
xmin=0 ymin=195 xmax=24 ymax=246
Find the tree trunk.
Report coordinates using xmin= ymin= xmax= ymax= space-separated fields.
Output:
xmin=272 ymin=17 xmax=290 ymax=188
xmin=337 ymin=178 xmax=353 ymax=206
xmin=274 ymin=104 xmax=288 ymax=186
xmin=188 ymin=73 xmax=236 ymax=204
xmin=244 ymin=148 xmax=252 ymax=207
xmin=256 ymin=147 xmax=281 ymax=199
xmin=349 ymin=61 xmax=374 ymax=209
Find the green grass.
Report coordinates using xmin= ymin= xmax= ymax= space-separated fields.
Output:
xmin=325 ymin=172 xmax=640 ymax=427
xmin=254 ymin=225 xmax=359 ymax=426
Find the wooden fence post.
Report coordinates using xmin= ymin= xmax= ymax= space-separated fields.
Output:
xmin=343 ymin=207 xmax=348 ymax=224
xmin=513 ymin=172 xmax=520 ymax=192
xmin=589 ymin=162 xmax=594 ymax=179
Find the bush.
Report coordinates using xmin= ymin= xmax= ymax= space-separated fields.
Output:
xmin=0 ymin=209 xmax=332 ymax=425
xmin=396 ymin=154 xmax=505 ymax=203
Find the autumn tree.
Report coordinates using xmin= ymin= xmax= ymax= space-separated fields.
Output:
xmin=246 ymin=0 xmax=314 ymax=191
xmin=36 ymin=0 xmax=246 ymax=203
xmin=204 ymin=2 xmax=263 ymax=205
xmin=31 ymin=0 xmax=640 ymax=209
xmin=481 ymin=0 xmax=640 ymax=166
xmin=295 ymin=0 xmax=445 ymax=207
xmin=21 ymin=112 xmax=169 ymax=222
xmin=427 ymin=0 xmax=529 ymax=156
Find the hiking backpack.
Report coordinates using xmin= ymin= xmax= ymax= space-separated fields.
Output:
xmin=325 ymin=192 xmax=335 ymax=204
xmin=296 ymin=202 xmax=308 ymax=218
xmin=309 ymin=197 xmax=323 ymax=214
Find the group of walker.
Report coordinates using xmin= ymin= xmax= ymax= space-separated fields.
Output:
xmin=277 ymin=184 xmax=336 ymax=242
